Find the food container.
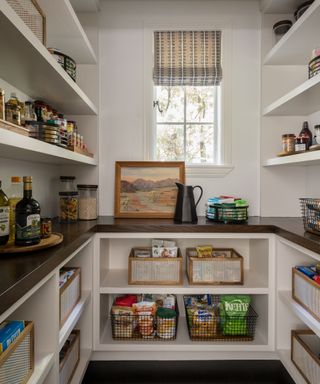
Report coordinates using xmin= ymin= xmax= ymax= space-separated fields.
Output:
xmin=128 ymin=247 xmax=183 ymax=285
xmin=77 ymin=184 xmax=98 ymax=220
xmin=294 ymin=0 xmax=314 ymax=20
xmin=282 ymin=134 xmax=296 ymax=153
xmin=41 ymin=217 xmax=52 ymax=238
xmin=0 ymin=321 xmax=34 ymax=384
xmin=59 ymin=176 xmax=79 ymax=222
xmin=273 ymin=20 xmax=292 ymax=42
xmin=291 ymin=330 xmax=320 ymax=384
xmin=59 ymin=330 xmax=80 ymax=384
xmin=48 ymin=48 xmax=76 ymax=82
xmin=186 ymin=247 xmax=244 ymax=285
xmin=156 ymin=307 xmax=177 ymax=339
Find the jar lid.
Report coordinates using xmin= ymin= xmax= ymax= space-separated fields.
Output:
xmin=77 ymin=184 xmax=98 ymax=190
xmin=59 ymin=191 xmax=78 ymax=196
xmin=11 ymin=176 xmax=22 ymax=183
xmin=156 ymin=307 xmax=176 ymax=319
xmin=273 ymin=20 xmax=292 ymax=29
xmin=282 ymin=134 xmax=295 ymax=138
xmin=60 ymin=176 xmax=76 ymax=181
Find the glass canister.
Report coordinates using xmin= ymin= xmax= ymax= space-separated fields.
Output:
xmin=59 ymin=176 xmax=78 ymax=222
xmin=77 ymin=184 xmax=98 ymax=220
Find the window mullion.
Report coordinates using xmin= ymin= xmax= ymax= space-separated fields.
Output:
xmin=184 ymin=87 xmax=187 ymax=161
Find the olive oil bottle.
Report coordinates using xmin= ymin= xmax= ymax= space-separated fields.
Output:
xmin=0 ymin=181 xmax=10 ymax=246
xmin=15 ymin=176 xmax=41 ymax=246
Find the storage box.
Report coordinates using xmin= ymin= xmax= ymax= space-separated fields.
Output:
xmin=291 ymin=330 xmax=320 ymax=384
xmin=186 ymin=248 xmax=244 ymax=285
xmin=59 ymin=330 xmax=80 ymax=384
xmin=7 ymin=0 xmax=46 ymax=45
xmin=128 ymin=247 xmax=183 ymax=285
xmin=111 ymin=296 xmax=179 ymax=341
xmin=0 ymin=321 xmax=34 ymax=384
xmin=292 ymin=268 xmax=320 ymax=321
xmin=60 ymin=268 xmax=81 ymax=328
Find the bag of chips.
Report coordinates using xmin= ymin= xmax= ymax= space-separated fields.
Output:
xmin=220 ymin=295 xmax=251 ymax=335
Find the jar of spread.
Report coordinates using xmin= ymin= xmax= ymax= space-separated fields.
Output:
xmin=282 ymin=134 xmax=295 ymax=153
xmin=295 ymin=136 xmax=308 ymax=152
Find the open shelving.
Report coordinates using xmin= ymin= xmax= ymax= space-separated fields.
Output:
xmin=0 ymin=1 xmax=97 ymax=115
xmin=264 ymin=150 xmax=320 ymax=167
xmin=28 ymin=353 xmax=55 ymax=384
xmin=0 ymin=128 xmax=97 ymax=165
xmin=69 ymin=349 xmax=92 ymax=384
xmin=264 ymin=0 xmax=320 ymax=65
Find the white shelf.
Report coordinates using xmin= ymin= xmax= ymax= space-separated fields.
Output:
xmin=261 ymin=0 xmax=302 ymax=14
xmin=70 ymin=0 xmax=100 ymax=13
xmin=28 ymin=353 xmax=55 ymax=384
xmin=69 ymin=349 xmax=92 ymax=384
xmin=278 ymin=291 xmax=320 ymax=337
xmin=0 ymin=128 xmax=97 ymax=165
xmin=38 ymin=0 xmax=97 ymax=64
xmin=99 ymin=319 xmax=269 ymax=352
xmin=100 ymin=269 xmax=269 ymax=295
xmin=263 ymin=74 xmax=320 ymax=116
xmin=264 ymin=0 xmax=320 ymax=65
xmin=59 ymin=291 xmax=91 ymax=350
xmin=278 ymin=350 xmax=307 ymax=384
xmin=0 ymin=1 xmax=97 ymax=115
xmin=264 ymin=150 xmax=320 ymax=166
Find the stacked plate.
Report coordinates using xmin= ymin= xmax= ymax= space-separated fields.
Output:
xmin=309 ymin=48 xmax=320 ymax=79
xmin=27 ymin=121 xmax=60 ymax=145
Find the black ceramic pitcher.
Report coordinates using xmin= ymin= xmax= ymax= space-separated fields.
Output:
xmin=174 ymin=182 xmax=203 ymax=223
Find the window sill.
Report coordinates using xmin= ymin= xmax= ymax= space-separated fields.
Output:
xmin=186 ymin=164 xmax=234 ymax=178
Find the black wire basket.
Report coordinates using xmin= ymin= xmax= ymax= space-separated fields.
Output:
xmin=184 ymin=295 xmax=258 ymax=342
xmin=206 ymin=204 xmax=249 ymax=224
xmin=300 ymin=198 xmax=320 ymax=235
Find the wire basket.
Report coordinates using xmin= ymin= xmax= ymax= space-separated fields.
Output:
xmin=184 ymin=296 xmax=258 ymax=342
xmin=206 ymin=204 xmax=248 ymax=224
xmin=111 ymin=298 xmax=179 ymax=341
xmin=300 ymin=198 xmax=320 ymax=235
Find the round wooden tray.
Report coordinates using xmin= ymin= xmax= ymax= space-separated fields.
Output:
xmin=0 ymin=233 xmax=63 ymax=254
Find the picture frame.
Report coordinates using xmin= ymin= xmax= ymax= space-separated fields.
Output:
xmin=114 ymin=161 xmax=185 ymax=218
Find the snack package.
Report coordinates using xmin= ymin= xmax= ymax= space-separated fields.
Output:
xmin=196 ymin=246 xmax=213 ymax=258
xmin=114 ymin=295 xmax=137 ymax=307
xmin=220 ymin=295 xmax=251 ymax=336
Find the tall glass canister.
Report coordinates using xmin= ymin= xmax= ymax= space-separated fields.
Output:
xmin=77 ymin=184 xmax=98 ymax=220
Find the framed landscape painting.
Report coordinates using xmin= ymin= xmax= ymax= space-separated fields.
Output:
xmin=114 ymin=161 xmax=185 ymax=218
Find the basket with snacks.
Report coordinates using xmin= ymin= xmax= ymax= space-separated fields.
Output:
xmin=110 ymin=294 xmax=179 ymax=340
xmin=184 ymin=295 xmax=258 ymax=342
xmin=206 ymin=196 xmax=249 ymax=224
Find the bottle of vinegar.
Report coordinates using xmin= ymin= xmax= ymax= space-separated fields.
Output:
xmin=15 ymin=176 xmax=41 ymax=246
xmin=8 ymin=176 xmax=22 ymax=245
xmin=0 ymin=181 xmax=10 ymax=246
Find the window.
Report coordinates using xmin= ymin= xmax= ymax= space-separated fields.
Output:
xmin=152 ymin=30 xmax=223 ymax=166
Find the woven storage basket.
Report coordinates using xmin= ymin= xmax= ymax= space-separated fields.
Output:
xmin=186 ymin=248 xmax=244 ymax=285
xmin=6 ymin=0 xmax=46 ymax=44
xmin=59 ymin=330 xmax=80 ymax=384
xmin=128 ymin=247 xmax=183 ymax=285
xmin=0 ymin=321 xmax=34 ymax=384
xmin=300 ymin=198 xmax=320 ymax=235
xmin=291 ymin=330 xmax=320 ymax=384
xmin=292 ymin=268 xmax=320 ymax=322
xmin=60 ymin=268 xmax=81 ymax=328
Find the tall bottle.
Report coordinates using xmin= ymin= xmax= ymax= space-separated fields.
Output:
xmin=0 ymin=181 xmax=10 ymax=246
xmin=15 ymin=176 xmax=41 ymax=246
xmin=8 ymin=176 xmax=22 ymax=245
xmin=299 ymin=121 xmax=313 ymax=149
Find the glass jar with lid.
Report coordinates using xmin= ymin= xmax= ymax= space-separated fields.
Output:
xmin=77 ymin=184 xmax=98 ymax=220
xmin=59 ymin=176 xmax=78 ymax=222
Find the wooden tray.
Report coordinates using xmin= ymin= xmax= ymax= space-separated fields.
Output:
xmin=68 ymin=145 xmax=94 ymax=158
xmin=0 ymin=233 xmax=63 ymax=254
xmin=0 ymin=118 xmax=29 ymax=136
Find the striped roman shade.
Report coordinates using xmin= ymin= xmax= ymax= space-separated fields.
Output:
xmin=153 ymin=30 xmax=222 ymax=86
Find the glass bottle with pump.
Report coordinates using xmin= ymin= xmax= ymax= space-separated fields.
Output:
xmin=15 ymin=176 xmax=41 ymax=246
xmin=8 ymin=176 xmax=22 ymax=245
xmin=0 ymin=181 xmax=10 ymax=246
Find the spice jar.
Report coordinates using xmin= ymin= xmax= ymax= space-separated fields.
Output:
xmin=41 ymin=217 xmax=52 ymax=238
xmin=282 ymin=134 xmax=295 ymax=153
xmin=59 ymin=176 xmax=78 ymax=222
xmin=77 ymin=185 xmax=98 ymax=220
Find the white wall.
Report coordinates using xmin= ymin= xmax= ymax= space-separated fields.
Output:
xmin=98 ymin=0 xmax=261 ymax=216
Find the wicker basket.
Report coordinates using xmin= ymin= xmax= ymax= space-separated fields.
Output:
xmin=292 ymin=268 xmax=320 ymax=321
xmin=0 ymin=321 xmax=34 ymax=384
xmin=300 ymin=198 xmax=320 ymax=235
xmin=59 ymin=330 xmax=80 ymax=384
xmin=186 ymin=248 xmax=244 ymax=285
xmin=184 ymin=296 xmax=258 ymax=342
xmin=291 ymin=330 xmax=320 ymax=384
xmin=6 ymin=0 xmax=46 ymax=45
xmin=128 ymin=247 xmax=183 ymax=285
xmin=60 ymin=268 xmax=81 ymax=328
xmin=206 ymin=204 xmax=248 ymax=223
xmin=111 ymin=297 xmax=179 ymax=341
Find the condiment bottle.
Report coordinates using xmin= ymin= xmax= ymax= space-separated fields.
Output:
xmin=299 ymin=121 xmax=313 ymax=149
xmin=0 ymin=181 xmax=10 ymax=246
xmin=8 ymin=176 xmax=22 ymax=245
xmin=0 ymin=88 xmax=5 ymax=120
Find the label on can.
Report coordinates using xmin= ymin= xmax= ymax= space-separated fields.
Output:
xmin=0 ymin=206 xmax=9 ymax=236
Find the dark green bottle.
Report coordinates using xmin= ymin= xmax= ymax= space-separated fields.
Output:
xmin=0 ymin=181 xmax=10 ymax=246
xmin=15 ymin=176 xmax=41 ymax=246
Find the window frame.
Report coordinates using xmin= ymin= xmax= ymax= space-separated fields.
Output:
xmin=144 ymin=20 xmax=233 ymax=178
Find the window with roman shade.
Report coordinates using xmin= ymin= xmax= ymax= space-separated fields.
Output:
xmin=153 ymin=30 xmax=222 ymax=87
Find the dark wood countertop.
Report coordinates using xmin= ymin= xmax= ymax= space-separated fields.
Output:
xmin=1 ymin=216 xmax=320 ymax=317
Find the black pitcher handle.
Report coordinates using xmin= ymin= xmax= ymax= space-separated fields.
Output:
xmin=193 ymin=185 xmax=203 ymax=207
